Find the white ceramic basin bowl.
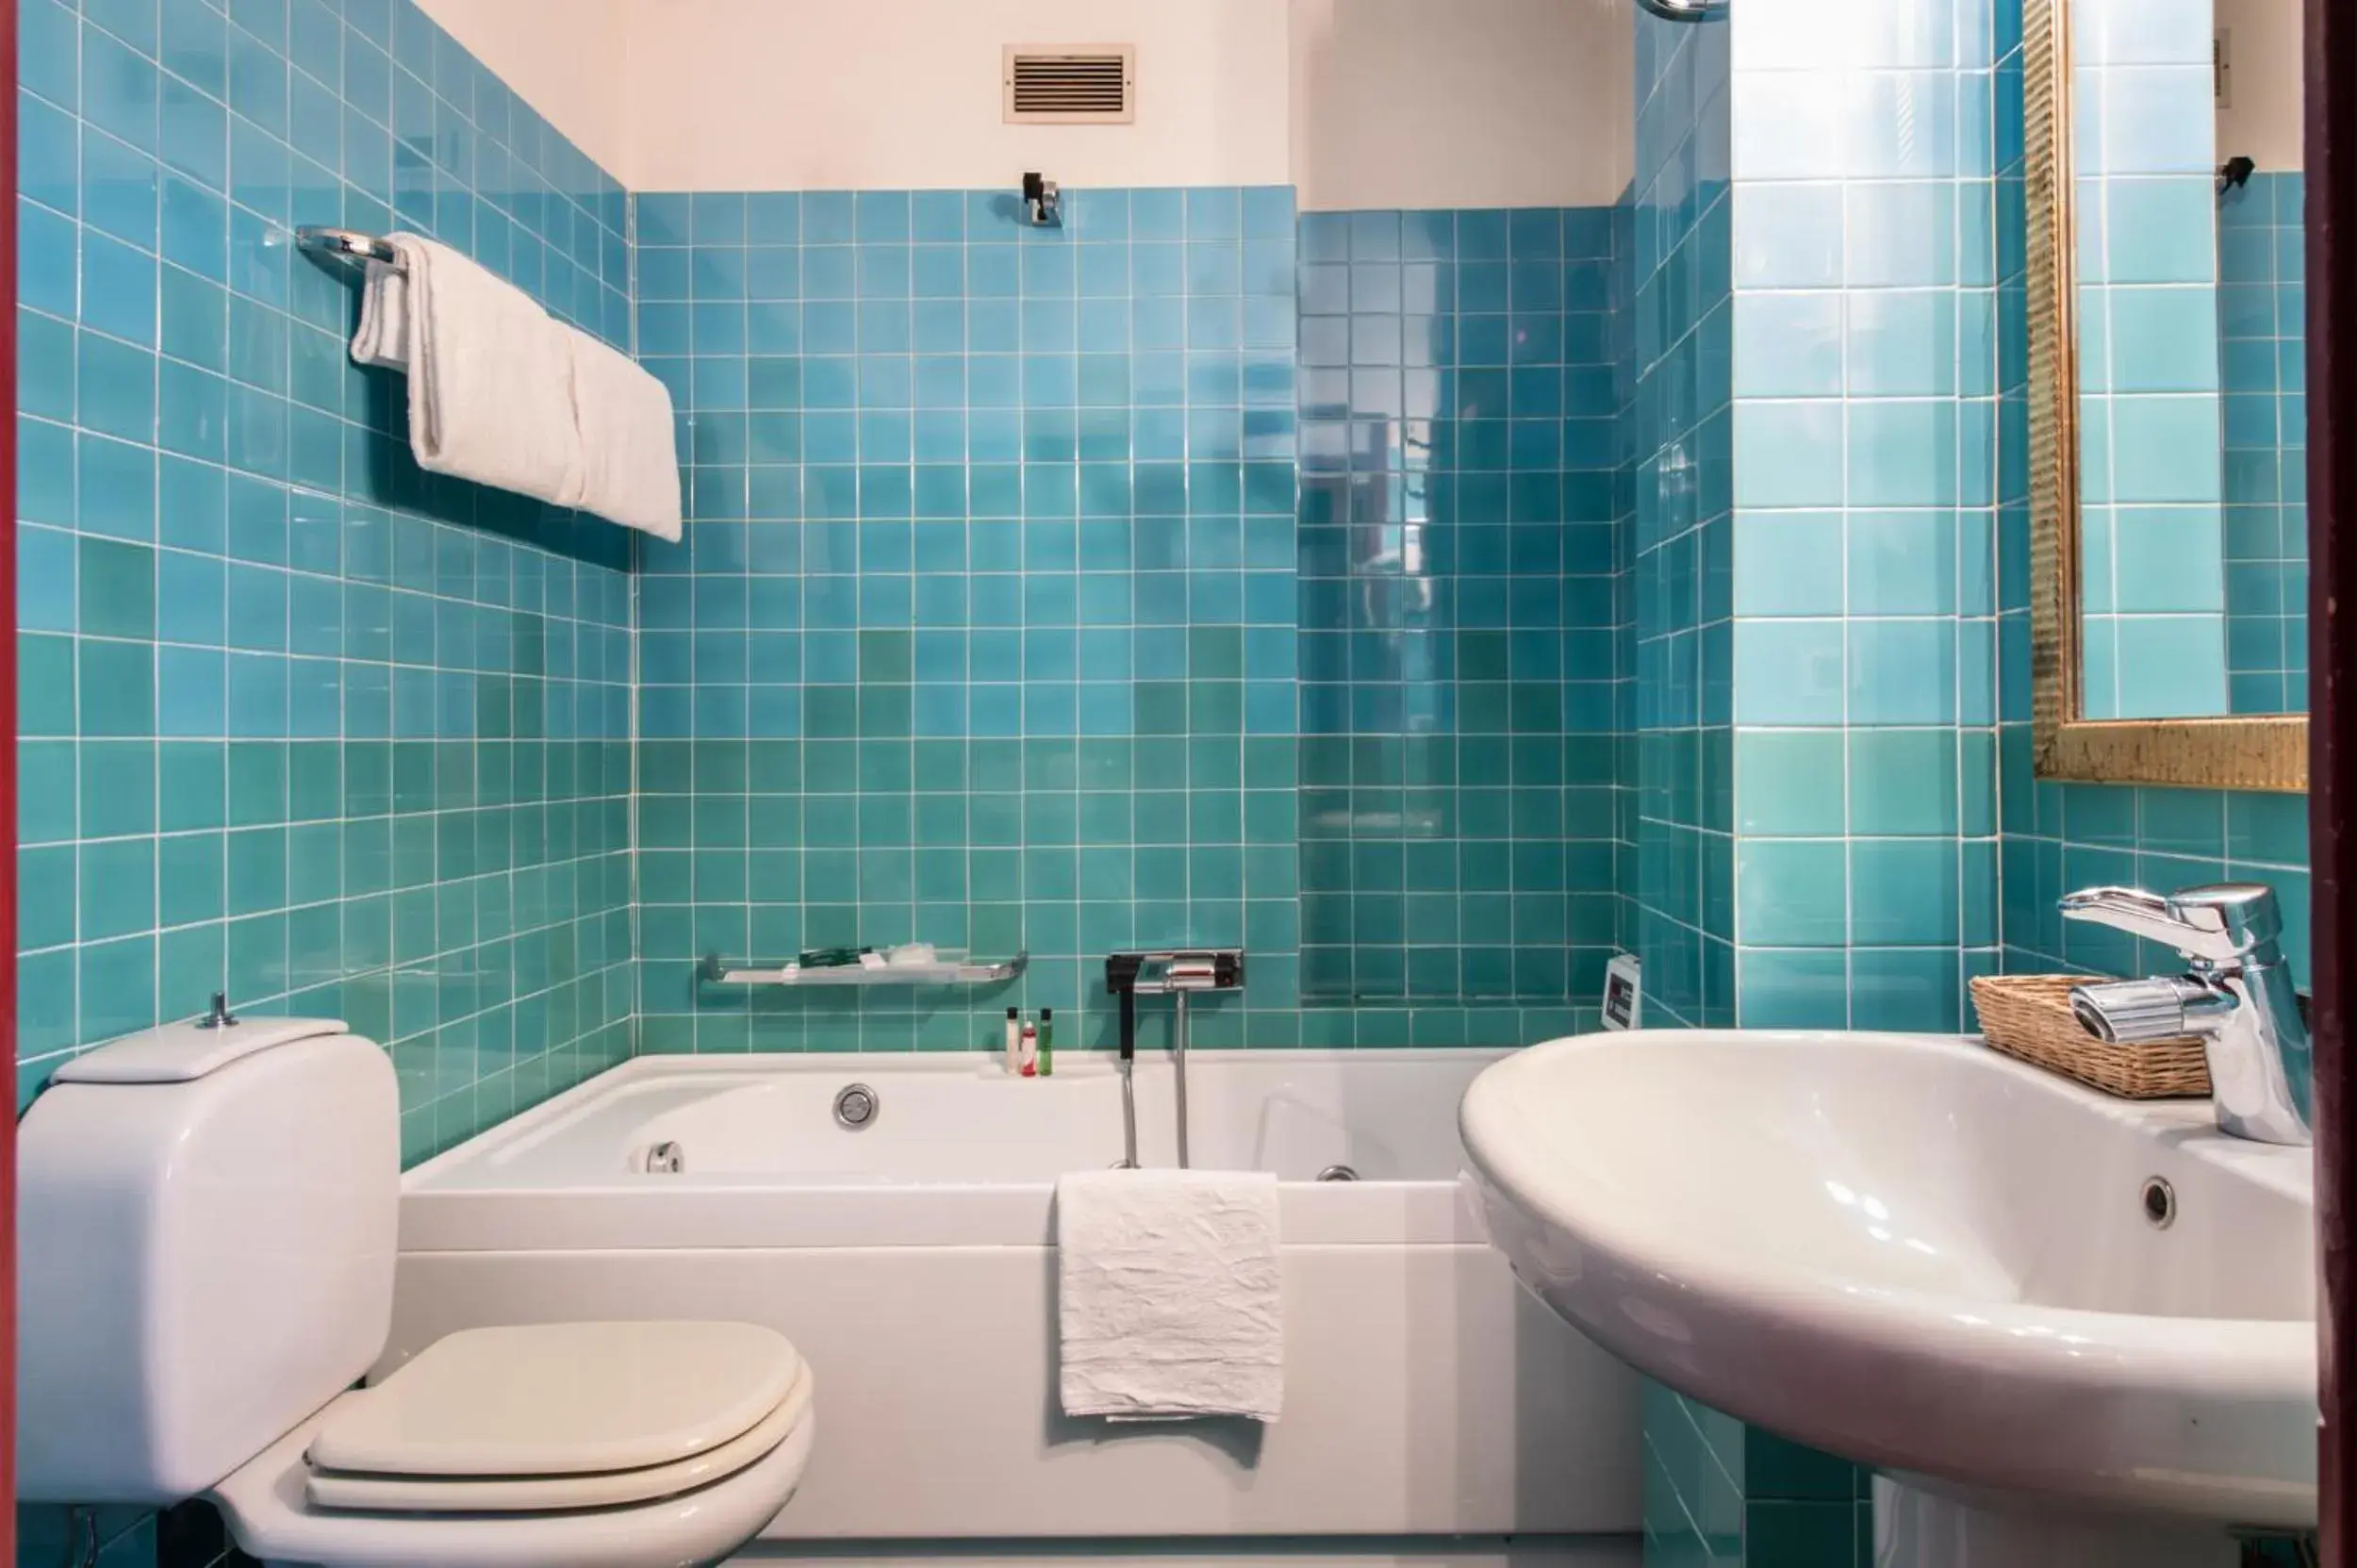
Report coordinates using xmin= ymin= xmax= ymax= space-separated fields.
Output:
xmin=1460 ymin=1031 xmax=2317 ymax=1528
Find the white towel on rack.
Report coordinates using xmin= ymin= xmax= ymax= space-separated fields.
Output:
xmin=564 ymin=331 xmax=684 ymax=543
xmin=1056 ymin=1168 xmax=1283 ymax=1423
xmin=354 ymin=234 xmax=582 ymax=508
xmin=350 ymin=256 xmax=408 ymax=371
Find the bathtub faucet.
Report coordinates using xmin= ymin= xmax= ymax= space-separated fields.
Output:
xmin=1105 ymin=950 xmax=1246 ymax=1169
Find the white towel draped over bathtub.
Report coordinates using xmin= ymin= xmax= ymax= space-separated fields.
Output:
xmin=1055 ymin=1168 xmax=1283 ymax=1423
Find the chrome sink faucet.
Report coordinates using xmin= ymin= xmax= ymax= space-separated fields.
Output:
xmin=2059 ymin=883 xmax=2312 ymax=1146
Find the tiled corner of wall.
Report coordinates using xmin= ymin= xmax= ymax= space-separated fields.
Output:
xmin=1996 ymin=762 xmax=2313 ymax=977
xmin=1625 ymin=3 xmax=1736 ymax=1031
xmin=1643 ymin=1382 xmax=1872 ymax=1568
xmin=1721 ymin=0 xmax=2007 ymax=1035
xmin=628 ymin=182 xmax=1623 ymax=1055
xmin=628 ymin=185 xmax=1312 ymax=1053
xmin=1990 ymin=2 xmax=2313 ymax=983
xmin=2071 ymin=0 xmax=2229 ymax=719
xmin=2218 ymin=171 xmax=2308 ymax=716
xmin=1294 ymin=205 xmax=1621 ymax=1020
xmin=17 ymin=0 xmax=637 ymax=1162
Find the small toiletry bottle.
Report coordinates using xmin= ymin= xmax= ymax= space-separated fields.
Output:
xmin=1037 ymin=1008 xmax=1054 ymax=1077
xmin=1018 ymin=1018 xmax=1039 ymax=1077
xmin=1005 ymin=1006 xmax=1022 ymax=1072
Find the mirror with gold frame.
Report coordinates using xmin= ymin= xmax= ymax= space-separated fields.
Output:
xmin=2023 ymin=0 xmax=2307 ymax=791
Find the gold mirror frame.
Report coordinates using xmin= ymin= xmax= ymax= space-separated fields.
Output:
xmin=2022 ymin=0 xmax=2307 ymax=792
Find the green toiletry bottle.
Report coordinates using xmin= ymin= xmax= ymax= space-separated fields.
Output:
xmin=1037 ymin=1008 xmax=1054 ymax=1076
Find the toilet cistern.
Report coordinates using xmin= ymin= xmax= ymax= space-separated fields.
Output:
xmin=17 ymin=1015 xmax=817 ymax=1568
xmin=2061 ymin=883 xmax=2314 ymax=1146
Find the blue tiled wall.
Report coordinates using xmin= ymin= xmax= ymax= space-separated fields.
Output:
xmin=1295 ymin=206 xmax=1620 ymax=1017
xmin=15 ymin=0 xmax=638 ymax=1161
xmin=628 ymin=186 xmax=1309 ymax=1052
xmin=2220 ymin=171 xmax=2307 ymax=715
xmin=1643 ymin=0 xmax=2011 ymax=1554
xmin=630 ymin=186 xmax=1612 ymax=1052
xmin=1644 ymin=1383 xmax=1869 ymax=1566
xmin=2073 ymin=0 xmax=2229 ymax=718
xmin=1624 ymin=3 xmax=1734 ymax=1032
xmin=1993 ymin=19 xmax=2312 ymax=981
xmin=1721 ymin=0 xmax=2005 ymax=1036
xmin=1607 ymin=200 xmax=1640 ymax=961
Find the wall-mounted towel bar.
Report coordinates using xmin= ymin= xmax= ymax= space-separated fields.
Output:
xmin=296 ymin=224 xmax=404 ymax=271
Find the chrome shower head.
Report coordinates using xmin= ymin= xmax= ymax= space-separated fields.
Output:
xmin=1636 ymin=0 xmax=1726 ymax=19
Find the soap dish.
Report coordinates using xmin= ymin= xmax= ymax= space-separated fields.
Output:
xmin=1970 ymin=974 xmax=2210 ymax=1098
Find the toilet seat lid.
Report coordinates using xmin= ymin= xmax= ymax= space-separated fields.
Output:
xmin=305 ymin=1366 xmax=812 ymax=1513
xmin=307 ymin=1322 xmax=804 ymax=1478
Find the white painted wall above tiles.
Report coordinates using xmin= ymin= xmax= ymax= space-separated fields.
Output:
xmin=413 ymin=0 xmax=637 ymax=178
xmin=420 ymin=0 xmax=1633 ymax=205
xmin=1289 ymin=0 xmax=1632 ymax=209
xmin=613 ymin=0 xmax=1293 ymax=191
xmin=2217 ymin=0 xmax=2303 ymax=173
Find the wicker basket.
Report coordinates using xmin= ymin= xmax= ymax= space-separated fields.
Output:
xmin=1970 ymin=974 xmax=2211 ymax=1099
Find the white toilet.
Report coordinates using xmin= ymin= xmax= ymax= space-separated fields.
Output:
xmin=17 ymin=1015 xmax=816 ymax=1568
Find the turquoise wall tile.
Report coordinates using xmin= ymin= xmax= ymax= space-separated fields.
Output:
xmin=1735 ymin=731 xmax=1846 ymax=836
xmin=1847 ymin=729 xmax=1959 ymax=835
xmin=1732 ymin=293 xmax=1842 ymax=398
xmin=1737 ymin=840 xmax=1846 ymax=946
xmin=2094 ymin=178 xmax=2213 ymax=282
xmin=642 ymin=190 xmax=1615 ymax=1049
xmin=1733 ymin=184 xmax=1844 ymax=289
xmin=1847 ymin=289 xmax=1958 ymax=396
xmin=1744 ymin=1499 xmax=1859 ymax=1566
xmin=1737 ymin=948 xmax=1848 ymax=1028
xmin=1733 ymin=402 xmax=1842 ymax=507
xmin=1850 ymin=839 xmax=1960 ymax=944
xmin=1846 ymin=619 xmax=1957 ymax=725
xmin=2217 ymin=173 xmax=2306 ymax=714
xmin=20 ymin=0 xmax=638 ymax=1162
xmin=1744 ymin=1426 xmax=1861 ymax=1502
xmin=2112 ymin=614 xmax=2229 ymax=717
xmin=2106 ymin=394 xmax=2221 ymax=503
xmin=1732 ymin=621 xmax=1844 ymax=725
xmin=1846 ymin=512 xmax=1957 ymax=614
xmin=2106 ymin=287 xmax=2220 ymax=391
xmin=2110 ymin=506 xmax=2226 ymax=612
xmin=1846 ymin=402 xmax=1957 ymax=505
xmin=1732 ymin=514 xmax=1844 ymax=617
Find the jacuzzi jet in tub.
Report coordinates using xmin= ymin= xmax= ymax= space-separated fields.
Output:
xmin=833 ymin=1083 xmax=880 ymax=1130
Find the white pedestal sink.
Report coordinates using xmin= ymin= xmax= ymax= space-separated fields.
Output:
xmin=1460 ymin=1030 xmax=2316 ymax=1567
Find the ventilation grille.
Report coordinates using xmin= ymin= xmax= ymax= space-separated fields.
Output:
xmin=1004 ymin=46 xmax=1134 ymax=124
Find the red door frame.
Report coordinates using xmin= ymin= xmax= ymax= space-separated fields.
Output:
xmin=3 ymin=0 xmax=22 ymax=1554
xmin=2316 ymin=0 xmax=2356 ymax=1556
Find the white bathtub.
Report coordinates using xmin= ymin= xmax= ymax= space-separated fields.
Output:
xmin=391 ymin=1051 xmax=1640 ymax=1562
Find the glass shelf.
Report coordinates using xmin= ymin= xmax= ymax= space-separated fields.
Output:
xmin=697 ymin=951 xmax=1028 ymax=987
